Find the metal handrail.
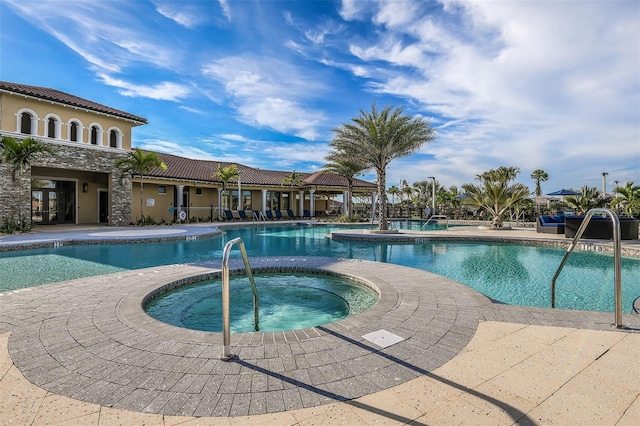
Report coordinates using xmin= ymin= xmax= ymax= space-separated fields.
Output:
xmin=550 ymin=208 xmax=623 ymax=328
xmin=220 ymin=237 xmax=259 ymax=361
xmin=253 ymin=210 xmax=265 ymax=222
xmin=421 ymin=215 xmax=449 ymax=230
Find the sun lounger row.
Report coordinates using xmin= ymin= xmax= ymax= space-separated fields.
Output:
xmin=223 ymin=209 xmax=312 ymax=221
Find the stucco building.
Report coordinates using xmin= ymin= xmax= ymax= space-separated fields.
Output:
xmin=0 ymin=81 xmax=375 ymax=226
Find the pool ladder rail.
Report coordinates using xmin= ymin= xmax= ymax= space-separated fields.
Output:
xmin=550 ymin=208 xmax=623 ymax=328
xmin=420 ymin=215 xmax=449 ymax=230
xmin=220 ymin=237 xmax=259 ymax=361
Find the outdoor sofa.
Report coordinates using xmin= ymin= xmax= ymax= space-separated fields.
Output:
xmin=565 ymin=216 xmax=639 ymax=240
xmin=536 ymin=215 xmax=566 ymax=234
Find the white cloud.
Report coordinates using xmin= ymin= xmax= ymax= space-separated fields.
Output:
xmin=219 ymin=0 xmax=232 ymax=21
xmin=98 ymin=74 xmax=190 ymax=101
xmin=137 ymin=139 xmax=217 ymax=160
xmin=339 ymin=0 xmax=364 ymax=21
xmin=337 ymin=0 xmax=640 ymax=190
xmin=4 ymin=0 xmax=184 ymax=73
xmin=201 ymin=55 xmax=329 ymax=140
xmin=154 ymin=1 xmax=205 ymax=28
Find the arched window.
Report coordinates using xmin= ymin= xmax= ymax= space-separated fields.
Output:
xmin=67 ymin=119 xmax=83 ymax=142
xmin=89 ymin=123 xmax=103 ymax=146
xmin=90 ymin=126 xmax=98 ymax=145
xmin=16 ymin=108 xmax=38 ymax=135
xmin=70 ymin=122 xmax=79 ymax=142
xmin=45 ymin=114 xmax=62 ymax=139
xmin=21 ymin=112 xmax=33 ymax=134
xmin=108 ymin=127 xmax=122 ymax=149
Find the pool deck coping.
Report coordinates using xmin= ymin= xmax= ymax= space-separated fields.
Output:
xmin=1 ymin=222 xmax=640 ymax=424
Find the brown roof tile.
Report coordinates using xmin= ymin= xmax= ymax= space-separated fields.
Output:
xmin=0 ymin=81 xmax=147 ymax=124
xmin=147 ymin=151 xmax=376 ymax=189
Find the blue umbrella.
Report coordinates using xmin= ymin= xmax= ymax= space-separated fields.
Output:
xmin=454 ymin=193 xmax=471 ymax=199
xmin=547 ymin=189 xmax=580 ymax=196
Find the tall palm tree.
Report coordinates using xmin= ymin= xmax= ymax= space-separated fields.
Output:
xmin=530 ymin=169 xmax=549 ymax=196
xmin=115 ymin=148 xmax=167 ymax=223
xmin=462 ymin=166 xmax=530 ymax=227
xmin=611 ymin=181 xmax=640 ymax=217
xmin=213 ymin=163 xmax=239 ymax=212
xmin=0 ymin=136 xmax=53 ymax=226
xmin=330 ymin=103 xmax=435 ymax=230
xmin=323 ymin=154 xmax=368 ymax=217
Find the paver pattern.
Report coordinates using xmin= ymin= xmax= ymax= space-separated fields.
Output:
xmin=1 ymin=223 xmax=639 ymax=424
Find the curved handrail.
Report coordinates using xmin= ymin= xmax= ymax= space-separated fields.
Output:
xmin=421 ymin=215 xmax=449 ymax=230
xmin=221 ymin=237 xmax=259 ymax=360
xmin=550 ymin=208 xmax=622 ymax=328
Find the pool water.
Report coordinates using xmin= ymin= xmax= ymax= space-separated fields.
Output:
xmin=145 ymin=273 xmax=378 ymax=332
xmin=2 ymin=224 xmax=639 ymax=314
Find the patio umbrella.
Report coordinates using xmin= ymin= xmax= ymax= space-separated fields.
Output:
xmin=547 ymin=189 xmax=580 ymax=196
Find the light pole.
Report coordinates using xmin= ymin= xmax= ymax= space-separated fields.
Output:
xmin=602 ymin=172 xmax=608 ymax=197
xmin=427 ymin=176 xmax=436 ymax=216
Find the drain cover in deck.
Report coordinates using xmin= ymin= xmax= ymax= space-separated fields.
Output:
xmin=362 ymin=329 xmax=405 ymax=348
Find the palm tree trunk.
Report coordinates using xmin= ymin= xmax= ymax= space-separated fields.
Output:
xmin=377 ymin=169 xmax=387 ymax=230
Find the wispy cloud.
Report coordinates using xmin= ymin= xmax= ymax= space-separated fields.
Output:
xmin=201 ymin=55 xmax=329 ymax=140
xmin=4 ymin=0 xmax=184 ymax=73
xmin=98 ymin=74 xmax=190 ymax=101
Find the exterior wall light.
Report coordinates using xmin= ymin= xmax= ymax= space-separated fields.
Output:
xmin=83 ymin=182 xmax=89 ymax=193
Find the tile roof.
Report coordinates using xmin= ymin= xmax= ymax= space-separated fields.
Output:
xmin=147 ymin=151 xmax=376 ymax=190
xmin=0 ymin=81 xmax=147 ymax=124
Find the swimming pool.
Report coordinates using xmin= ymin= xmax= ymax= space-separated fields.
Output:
xmin=1 ymin=224 xmax=639 ymax=313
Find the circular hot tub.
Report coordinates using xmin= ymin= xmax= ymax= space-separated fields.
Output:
xmin=144 ymin=272 xmax=379 ymax=332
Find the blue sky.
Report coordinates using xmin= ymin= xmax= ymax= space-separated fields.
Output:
xmin=1 ymin=0 xmax=638 ymax=194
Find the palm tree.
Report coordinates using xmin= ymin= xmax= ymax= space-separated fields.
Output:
xmin=323 ymin=154 xmax=367 ymax=218
xmin=388 ymin=185 xmax=400 ymax=206
xmin=330 ymin=103 xmax=435 ymax=230
xmin=282 ymin=170 xmax=305 ymax=187
xmin=213 ymin=163 xmax=239 ymax=212
xmin=462 ymin=166 xmax=530 ymax=227
xmin=611 ymin=181 xmax=640 ymax=217
xmin=564 ymin=186 xmax=606 ymax=213
xmin=115 ymin=148 xmax=167 ymax=223
xmin=0 ymin=136 xmax=54 ymax=227
xmin=530 ymin=169 xmax=549 ymax=196
xmin=411 ymin=181 xmax=430 ymax=209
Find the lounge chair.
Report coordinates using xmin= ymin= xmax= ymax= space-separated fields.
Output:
xmin=275 ymin=210 xmax=283 ymax=220
xmin=224 ymin=210 xmax=235 ymax=221
xmin=302 ymin=210 xmax=311 ymax=218
xmin=237 ymin=210 xmax=249 ymax=220
xmin=265 ymin=210 xmax=274 ymax=220
xmin=287 ymin=209 xmax=295 ymax=219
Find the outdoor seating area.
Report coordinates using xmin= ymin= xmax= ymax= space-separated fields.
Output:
xmin=224 ymin=209 xmax=307 ymax=221
xmin=565 ymin=216 xmax=639 ymax=240
xmin=537 ymin=214 xmax=639 ymax=240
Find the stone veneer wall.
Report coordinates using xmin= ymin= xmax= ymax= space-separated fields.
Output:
xmin=0 ymin=143 xmax=132 ymax=226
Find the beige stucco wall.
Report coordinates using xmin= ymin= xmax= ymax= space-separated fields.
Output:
xmin=130 ymin=182 xmax=221 ymax=223
xmin=0 ymin=92 xmax=136 ymax=149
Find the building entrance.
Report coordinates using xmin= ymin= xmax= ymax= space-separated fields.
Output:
xmin=31 ymin=180 xmax=75 ymax=224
